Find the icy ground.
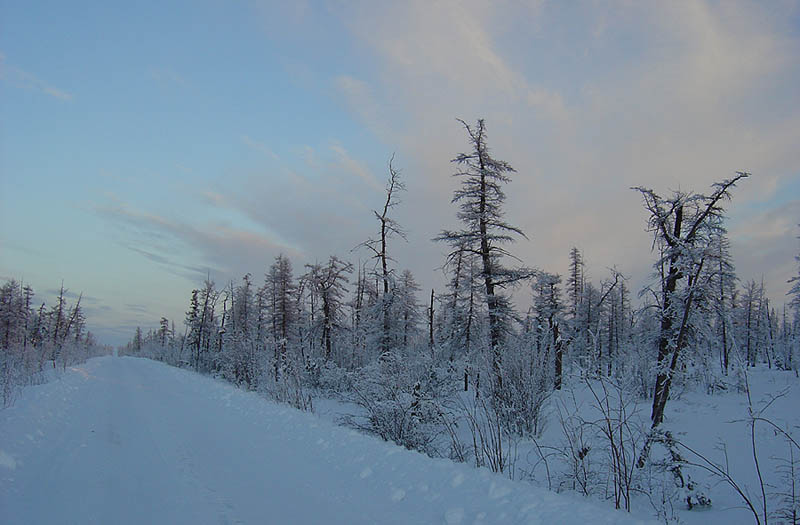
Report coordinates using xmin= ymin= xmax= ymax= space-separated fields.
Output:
xmin=0 ymin=356 xmax=653 ymax=524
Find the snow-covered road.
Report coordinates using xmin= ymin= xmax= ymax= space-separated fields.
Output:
xmin=0 ymin=357 xmax=652 ymax=524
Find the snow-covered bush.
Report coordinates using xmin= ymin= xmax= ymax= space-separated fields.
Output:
xmin=344 ymin=351 xmax=457 ymax=456
xmin=495 ymin=341 xmax=552 ymax=438
xmin=259 ymin=357 xmax=313 ymax=412
xmin=1 ymin=350 xmax=21 ymax=407
xmin=308 ymin=359 xmax=353 ymax=397
xmin=554 ymin=394 xmax=598 ymax=496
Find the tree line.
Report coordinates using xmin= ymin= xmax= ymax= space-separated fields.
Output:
xmin=0 ymin=280 xmax=105 ymax=406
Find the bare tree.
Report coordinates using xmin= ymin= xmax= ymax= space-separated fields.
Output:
xmin=357 ymin=155 xmax=407 ymax=354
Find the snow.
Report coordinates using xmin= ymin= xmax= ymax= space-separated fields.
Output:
xmin=312 ymin=366 xmax=800 ymax=524
xmin=659 ymin=368 xmax=800 ymax=525
xmin=0 ymin=356 xmax=653 ymax=524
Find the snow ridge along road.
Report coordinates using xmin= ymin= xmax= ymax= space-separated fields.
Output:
xmin=0 ymin=357 xmax=653 ymax=524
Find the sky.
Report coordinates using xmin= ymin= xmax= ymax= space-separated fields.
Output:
xmin=1 ymin=0 xmax=799 ymax=346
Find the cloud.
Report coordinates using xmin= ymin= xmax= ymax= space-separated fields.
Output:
xmin=43 ymin=288 xmax=101 ymax=305
xmin=125 ymin=304 xmax=150 ymax=314
xmin=125 ymin=246 xmax=212 ymax=281
xmin=93 ymin=125 xmax=403 ymax=302
xmin=334 ymin=75 xmax=392 ymax=139
xmin=95 ymin=201 xmax=293 ymax=283
xmin=733 ymin=201 xmax=800 ymax=244
xmin=526 ymin=88 xmax=568 ymax=123
xmin=329 ymin=144 xmax=382 ymax=191
xmin=2 ymin=240 xmax=46 ymax=258
xmin=41 ymin=86 xmax=72 ymax=100
xmin=730 ymin=199 xmax=800 ymax=302
xmin=318 ymin=0 xmax=800 ymax=300
xmin=0 ymin=54 xmax=73 ymax=100
xmin=22 ymin=1 xmax=794 ymax=346
xmin=242 ymin=135 xmax=279 ymax=160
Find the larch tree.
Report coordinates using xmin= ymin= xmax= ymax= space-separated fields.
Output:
xmin=788 ymin=225 xmax=800 ymax=372
xmin=305 ymin=256 xmax=353 ymax=363
xmin=228 ymin=274 xmax=257 ymax=385
xmin=184 ymin=289 xmax=200 ymax=367
xmin=348 ymin=262 xmax=370 ymax=366
xmin=789 ymin=223 xmax=800 ymax=315
xmin=709 ymin=230 xmax=737 ymax=374
xmin=50 ymin=283 xmax=67 ymax=363
xmin=265 ymin=255 xmax=296 ymax=380
xmin=395 ymin=269 xmax=422 ymax=350
xmin=358 ymin=155 xmax=407 ymax=354
xmin=741 ymin=279 xmax=763 ymax=368
xmin=198 ymin=279 xmax=218 ymax=372
xmin=0 ymin=280 xmax=24 ymax=351
xmin=158 ymin=317 xmax=171 ymax=348
xmin=634 ymin=172 xmax=748 ymax=430
xmin=567 ymin=247 xmax=584 ymax=321
xmin=182 ymin=279 xmax=218 ymax=372
xmin=532 ymin=272 xmax=565 ymax=389
xmin=438 ymin=240 xmax=479 ymax=361
xmin=435 ymin=119 xmax=533 ymax=392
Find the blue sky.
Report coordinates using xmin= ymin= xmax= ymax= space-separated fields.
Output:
xmin=2 ymin=1 xmax=799 ymax=345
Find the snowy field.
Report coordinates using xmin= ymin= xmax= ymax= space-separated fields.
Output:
xmin=313 ymin=366 xmax=800 ymax=525
xmin=0 ymin=356 xmax=653 ymax=525
xmin=652 ymin=368 xmax=799 ymax=524
xmin=533 ymin=368 xmax=800 ymax=525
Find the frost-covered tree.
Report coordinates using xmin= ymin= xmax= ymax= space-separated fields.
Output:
xmin=184 ymin=289 xmax=200 ymax=366
xmin=347 ymin=262 xmax=371 ymax=367
xmin=790 ymin=225 xmax=800 ymax=308
xmin=1 ymin=279 xmax=103 ymax=405
xmin=435 ymin=119 xmax=533 ymax=392
xmin=264 ymin=255 xmax=296 ymax=379
xmin=157 ymin=317 xmax=171 ymax=348
xmin=304 ymin=256 xmax=353 ymax=363
xmin=395 ymin=270 xmax=422 ymax=350
xmin=567 ymin=247 xmax=584 ymax=321
xmin=707 ymin=230 xmax=737 ymax=374
xmin=579 ymin=271 xmax=621 ymax=376
xmin=634 ymin=172 xmax=748 ymax=428
xmin=740 ymin=279 xmax=763 ymax=368
xmin=0 ymin=280 xmax=25 ymax=351
xmin=531 ymin=272 xmax=565 ymax=389
xmin=358 ymin=156 xmax=407 ymax=354
xmin=224 ymin=274 xmax=259 ymax=386
xmin=49 ymin=284 xmax=67 ymax=363
xmin=183 ymin=279 xmax=218 ymax=372
xmin=436 ymin=241 xmax=485 ymax=363
xmin=231 ymin=274 xmax=255 ymax=338
xmin=788 ymin=225 xmax=800 ymax=367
